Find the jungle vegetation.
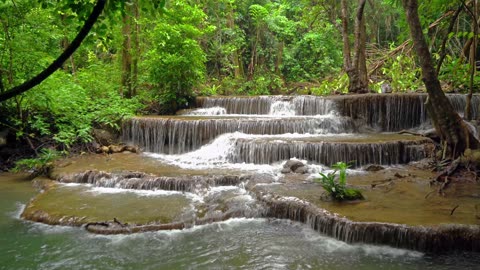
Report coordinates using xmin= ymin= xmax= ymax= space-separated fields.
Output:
xmin=0 ymin=0 xmax=479 ymax=167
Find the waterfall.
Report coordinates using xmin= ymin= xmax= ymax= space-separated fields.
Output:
xmin=37 ymin=93 xmax=480 ymax=252
xmin=197 ymin=94 xmax=480 ymax=131
xmin=292 ymin=95 xmax=337 ymax=115
xmin=197 ymin=95 xmax=338 ymax=116
xmin=228 ymin=136 xmax=433 ymax=167
xmin=59 ymin=170 xmax=247 ymax=193
xmin=258 ymin=194 xmax=480 ymax=253
xmin=197 ymin=96 xmax=281 ymax=114
xmin=185 ymin=107 xmax=227 ymax=116
xmin=269 ymin=101 xmax=296 ymax=116
xmin=122 ymin=116 xmax=357 ymax=154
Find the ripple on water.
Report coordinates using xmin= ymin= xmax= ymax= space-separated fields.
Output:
xmin=5 ymin=217 xmax=480 ymax=270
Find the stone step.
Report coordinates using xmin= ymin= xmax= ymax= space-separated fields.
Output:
xmin=228 ymin=134 xmax=434 ymax=167
xmin=122 ymin=115 xmax=356 ymax=154
xmin=197 ymin=94 xmax=480 ymax=131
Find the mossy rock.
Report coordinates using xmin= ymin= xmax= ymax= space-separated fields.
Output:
xmin=342 ymin=188 xmax=364 ymax=201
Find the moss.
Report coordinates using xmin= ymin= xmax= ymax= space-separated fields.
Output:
xmin=343 ymin=188 xmax=364 ymax=201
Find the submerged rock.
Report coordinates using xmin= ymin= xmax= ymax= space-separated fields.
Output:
xmin=365 ymin=164 xmax=385 ymax=172
xmin=284 ymin=160 xmax=305 ymax=171
xmin=294 ymin=166 xmax=309 ymax=174
xmin=281 ymin=160 xmax=308 ymax=174
xmin=93 ymin=128 xmax=118 ymax=146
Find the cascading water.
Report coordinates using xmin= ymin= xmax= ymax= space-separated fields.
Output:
xmin=122 ymin=115 xmax=358 ymax=154
xmin=269 ymin=100 xmax=296 ymax=116
xmin=185 ymin=106 xmax=227 ymax=116
xmin=228 ymin=134 xmax=433 ymax=167
xmin=19 ymin=94 xmax=480 ymax=255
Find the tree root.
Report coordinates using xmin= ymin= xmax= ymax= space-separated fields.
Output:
xmin=432 ymin=158 xmax=461 ymax=195
xmin=450 ymin=205 xmax=460 ymax=216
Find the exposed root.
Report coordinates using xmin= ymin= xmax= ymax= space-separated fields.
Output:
xmin=450 ymin=205 xmax=460 ymax=216
xmin=434 ymin=157 xmax=460 ymax=183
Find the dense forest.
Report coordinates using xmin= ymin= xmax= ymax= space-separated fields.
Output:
xmin=0 ymin=0 xmax=479 ymax=169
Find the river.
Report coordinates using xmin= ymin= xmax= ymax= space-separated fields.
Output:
xmin=2 ymin=173 xmax=480 ymax=270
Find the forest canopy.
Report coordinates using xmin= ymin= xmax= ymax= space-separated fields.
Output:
xmin=0 ymin=0 xmax=478 ymax=164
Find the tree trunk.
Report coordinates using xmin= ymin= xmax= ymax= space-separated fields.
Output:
xmin=121 ymin=1 xmax=133 ymax=98
xmin=341 ymin=0 xmax=369 ymax=93
xmin=402 ymin=0 xmax=480 ymax=157
xmin=466 ymin=0 xmax=478 ymax=120
xmin=0 ymin=69 xmax=4 ymax=93
xmin=0 ymin=0 xmax=106 ymax=103
xmin=131 ymin=0 xmax=140 ymax=97
xmin=351 ymin=0 xmax=368 ymax=93
xmin=340 ymin=0 xmax=352 ymax=70
xmin=275 ymin=41 xmax=284 ymax=75
xmin=227 ymin=8 xmax=243 ymax=79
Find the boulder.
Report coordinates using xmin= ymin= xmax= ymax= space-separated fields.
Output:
xmin=284 ymin=160 xmax=305 ymax=172
xmin=294 ymin=166 xmax=309 ymax=174
xmin=365 ymin=164 xmax=385 ymax=172
xmin=93 ymin=128 xmax=118 ymax=146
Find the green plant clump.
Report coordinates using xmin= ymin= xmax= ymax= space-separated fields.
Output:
xmin=315 ymin=162 xmax=364 ymax=201
xmin=12 ymin=148 xmax=61 ymax=178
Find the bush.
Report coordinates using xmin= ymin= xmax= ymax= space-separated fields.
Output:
xmin=143 ymin=2 xmax=208 ymax=113
xmin=12 ymin=148 xmax=60 ymax=178
xmin=315 ymin=162 xmax=364 ymax=201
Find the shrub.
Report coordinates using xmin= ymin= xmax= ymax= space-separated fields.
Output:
xmin=12 ymin=148 xmax=61 ymax=178
xmin=315 ymin=162 xmax=364 ymax=201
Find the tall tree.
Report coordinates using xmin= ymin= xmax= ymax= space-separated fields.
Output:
xmin=341 ymin=0 xmax=369 ymax=93
xmin=121 ymin=0 xmax=134 ymax=98
xmin=402 ymin=0 xmax=480 ymax=157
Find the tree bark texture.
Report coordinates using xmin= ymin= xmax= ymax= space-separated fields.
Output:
xmin=0 ymin=0 xmax=106 ymax=103
xmin=402 ymin=0 xmax=480 ymax=157
xmin=466 ymin=0 xmax=478 ymax=120
xmin=132 ymin=0 xmax=140 ymax=97
xmin=341 ymin=0 xmax=369 ymax=93
xmin=121 ymin=2 xmax=133 ymax=98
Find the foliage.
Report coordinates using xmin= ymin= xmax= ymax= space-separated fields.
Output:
xmin=380 ymin=54 xmax=422 ymax=92
xmin=237 ymin=72 xmax=283 ymax=95
xmin=1 ymin=0 xmax=479 ymax=166
xmin=282 ymin=25 xmax=342 ymax=82
xmin=12 ymin=148 xmax=60 ymax=177
xmin=437 ymin=56 xmax=480 ymax=92
xmin=310 ymin=74 xmax=349 ymax=95
xmin=143 ymin=2 xmax=208 ymax=113
xmin=315 ymin=162 xmax=364 ymax=201
xmin=4 ymin=62 xmax=142 ymax=151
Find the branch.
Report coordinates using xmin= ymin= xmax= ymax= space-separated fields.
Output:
xmin=436 ymin=5 xmax=463 ymax=75
xmin=0 ymin=0 xmax=106 ymax=102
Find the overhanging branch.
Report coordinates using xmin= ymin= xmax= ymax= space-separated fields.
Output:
xmin=0 ymin=0 xmax=106 ymax=102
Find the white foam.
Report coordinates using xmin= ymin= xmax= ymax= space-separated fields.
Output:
xmin=186 ymin=107 xmax=227 ymax=116
xmin=9 ymin=202 xmax=27 ymax=219
xmin=269 ymin=101 xmax=296 ymax=116
xmin=86 ymin=187 xmax=185 ymax=196
xmin=299 ymin=224 xmax=423 ymax=258
xmin=147 ymin=132 xmax=283 ymax=175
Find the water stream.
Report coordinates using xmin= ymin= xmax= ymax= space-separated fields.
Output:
xmin=2 ymin=175 xmax=480 ymax=269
